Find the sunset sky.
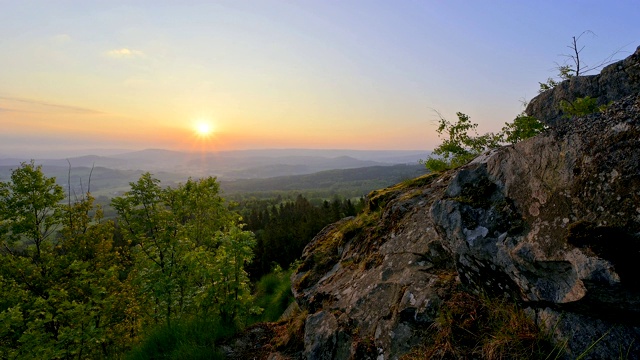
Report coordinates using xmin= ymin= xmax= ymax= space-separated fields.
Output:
xmin=1 ymin=1 xmax=639 ymax=157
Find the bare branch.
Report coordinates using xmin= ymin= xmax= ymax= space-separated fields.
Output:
xmin=88 ymin=163 xmax=94 ymax=194
xmin=557 ymin=30 xmax=626 ymax=78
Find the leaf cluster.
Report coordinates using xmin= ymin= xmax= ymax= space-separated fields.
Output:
xmin=0 ymin=162 xmax=135 ymax=359
xmin=112 ymin=173 xmax=256 ymax=327
xmin=421 ymin=112 xmax=546 ymax=172
xmin=560 ymin=96 xmax=608 ymax=118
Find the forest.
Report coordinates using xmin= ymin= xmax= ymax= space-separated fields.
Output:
xmin=0 ymin=161 xmax=358 ymax=359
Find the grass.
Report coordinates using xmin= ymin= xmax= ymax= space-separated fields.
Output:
xmin=249 ymin=266 xmax=295 ymax=324
xmin=402 ymin=290 xmax=561 ymax=360
xmin=367 ymin=173 xmax=438 ymax=212
xmin=125 ymin=318 xmax=236 ymax=360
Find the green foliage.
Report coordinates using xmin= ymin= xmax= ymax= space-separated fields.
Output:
xmin=0 ymin=163 xmax=135 ymax=359
xmin=500 ymin=113 xmax=547 ymax=144
xmin=0 ymin=164 xmax=256 ymax=358
xmin=241 ymin=194 xmax=361 ymax=280
xmin=560 ymin=96 xmax=607 ymax=118
xmin=0 ymin=161 xmax=64 ymax=256
xmin=422 ymin=110 xmax=546 ymax=172
xmin=113 ymin=173 xmax=256 ymax=326
xmin=250 ymin=265 xmax=295 ymax=323
xmin=421 ymin=158 xmax=450 ymax=173
xmin=125 ymin=318 xmax=233 ymax=360
xmin=421 ymin=112 xmax=502 ymax=172
xmin=538 ymin=77 xmax=560 ymax=93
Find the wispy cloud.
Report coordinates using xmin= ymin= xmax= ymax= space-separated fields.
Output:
xmin=106 ymin=48 xmax=145 ymax=59
xmin=51 ymin=34 xmax=71 ymax=45
xmin=0 ymin=96 xmax=104 ymax=115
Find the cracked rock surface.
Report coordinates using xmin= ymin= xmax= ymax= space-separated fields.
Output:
xmin=290 ymin=51 xmax=640 ymax=360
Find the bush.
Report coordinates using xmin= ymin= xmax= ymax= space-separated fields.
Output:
xmin=421 ymin=112 xmax=501 ymax=172
xmin=422 ymin=111 xmax=546 ymax=172
xmin=560 ymin=96 xmax=607 ymax=118
xmin=125 ymin=318 xmax=236 ymax=360
xmin=500 ymin=113 xmax=546 ymax=144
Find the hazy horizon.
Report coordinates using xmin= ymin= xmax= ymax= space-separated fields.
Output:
xmin=0 ymin=146 xmax=430 ymax=160
xmin=1 ymin=1 xmax=639 ymax=156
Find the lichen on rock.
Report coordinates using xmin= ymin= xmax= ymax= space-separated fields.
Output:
xmin=285 ymin=49 xmax=640 ymax=360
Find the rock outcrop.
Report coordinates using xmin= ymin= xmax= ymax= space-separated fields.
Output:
xmin=526 ymin=45 xmax=640 ymax=127
xmin=291 ymin=174 xmax=456 ymax=359
xmin=289 ymin=49 xmax=640 ymax=360
xmin=433 ymin=94 xmax=640 ymax=358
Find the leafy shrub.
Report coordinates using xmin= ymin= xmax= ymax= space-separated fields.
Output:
xmin=538 ymin=77 xmax=560 ymax=93
xmin=500 ymin=113 xmax=547 ymax=144
xmin=560 ymin=96 xmax=607 ymax=118
xmin=421 ymin=112 xmax=501 ymax=172
xmin=422 ymin=110 xmax=546 ymax=172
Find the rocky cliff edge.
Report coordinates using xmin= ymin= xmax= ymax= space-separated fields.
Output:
xmin=289 ymin=50 xmax=640 ymax=360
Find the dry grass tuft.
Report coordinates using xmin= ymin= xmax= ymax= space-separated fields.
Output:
xmin=402 ymin=290 xmax=559 ymax=360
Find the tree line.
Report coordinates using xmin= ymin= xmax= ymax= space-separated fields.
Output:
xmin=238 ymin=195 xmax=363 ymax=280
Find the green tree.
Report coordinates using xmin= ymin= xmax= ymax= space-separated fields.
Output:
xmin=112 ymin=173 xmax=256 ymax=327
xmin=421 ymin=112 xmax=501 ymax=172
xmin=0 ymin=161 xmax=64 ymax=261
xmin=422 ymin=111 xmax=546 ymax=172
xmin=0 ymin=163 xmax=135 ymax=359
xmin=113 ymin=173 xmax=190 ymax=327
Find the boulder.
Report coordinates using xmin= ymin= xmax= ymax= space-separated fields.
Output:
xmin=526 ymin=46 xmax=640 ymax=127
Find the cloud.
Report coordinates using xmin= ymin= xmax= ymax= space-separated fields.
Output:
xmin=51 ymin=34 xmax=71 ymax=45
xmin=0 ymin=96 xmax=104 ymax=115
xmin=106 ymin=48 xmax=145 ymax=59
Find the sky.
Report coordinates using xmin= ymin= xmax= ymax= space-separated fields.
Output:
xmin=1 ymin=0 xmax=639 ymax=158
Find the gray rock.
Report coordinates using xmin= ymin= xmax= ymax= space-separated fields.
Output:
xmin=432 ymin=94 xmax=640 ymax=356
xmin=304 ymin=311 xmax=339 ymax=360
xmin=292 ymin=49 xmax=640 ymax=360
xmin=526 ymin=45 xmax=640 ymax=127
xmin=292 ymin=175 xmax=457 ymax=360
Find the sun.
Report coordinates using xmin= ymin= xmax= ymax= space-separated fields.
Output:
xmin=194 ymin=120 xmax=214 ymax=138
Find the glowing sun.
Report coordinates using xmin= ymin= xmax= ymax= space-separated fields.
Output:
xmin=194 ymin=121 xmax=214 ymax=138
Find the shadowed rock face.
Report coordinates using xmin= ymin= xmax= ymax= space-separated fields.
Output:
xmin=526 ymin=45 xmax=640 ymax=127
xmin=291 ymin=51 xmax=640 ymax=360
xmin=436 ymin=95 xmax=640 ymax=306
xmin=291 ymin=174 xmax=458 ymax=360
xmin=432 ymin=94 xmax=640 ymax=358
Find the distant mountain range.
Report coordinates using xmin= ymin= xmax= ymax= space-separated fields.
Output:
xmin=0 ymin=148 xmax=430 ymax=180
